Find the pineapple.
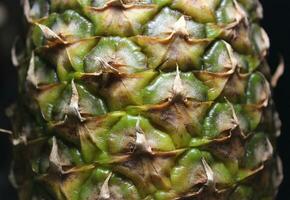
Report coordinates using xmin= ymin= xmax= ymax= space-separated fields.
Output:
xmin=9 ymin=0 xmax=282 ymax=199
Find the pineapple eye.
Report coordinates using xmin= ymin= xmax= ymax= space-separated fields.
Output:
xmin=84 ymin=37 xmax=147 ymax=75
xmin=32 ymin=10 xmax=94 ymax=47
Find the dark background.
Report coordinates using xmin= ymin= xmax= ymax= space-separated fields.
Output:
xmin=0 ymin=0 xmax=289 ymax=199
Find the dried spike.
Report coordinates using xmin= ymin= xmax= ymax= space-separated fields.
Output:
xmin=0 ymin=128 xmax=13 ymax=135
xmin=223 ymin=0 xmax=248 ymax=30
xmin=11 ymin=37 xmax=21 ymax=67
xmin=173 ymin=66 xmax=183 ymax=91
xmin=66 ymin=80 xmax=85 ymax=122
xmin=23 ymin=0 xmax=32 ymax=23
xmin=152 ymin=148 xmax=186 ymax=157
xmin=171 ymin=65 xmax=185 ymax=99
xmin=262 ymin=138 xmax=274 ymax=162
xmin=271 ymin=57 xmax=285 ymax=87
xmin=8 ymin=163 xmax=18 ymax=188
xmin=26 ymin=52 xmax=38 ymax=87
xmin=201 ymin=158 xmax=215 ymax=190
xmin=233 ymin=0 xmax=248 ymax=24
xmin=49 ymin=137 xmax=71 ymax=173
xmin=259 ymin=27 xmax=270 ymax=57
xmin=36 ymin=23 xmax=66 ymax=44
xmin=255 ymin=1 xmax=263 ymax=19
xmin=62 ymin=164 xmax=95 ymax=175
xmin=12 ymin=135 xmax=27 ymax=146
xmin=260 ymin=75 xmax=271 ymax=108
xmin=224 ymin=42 xmax=238 ymax=72
xmin=173 ymin=16 xmax=189 ymax=36
xmin=49 ymin=137 xmax=61 ymax=169
xmin=134 ymin=117 xmax=153 ymax=154
xmin=224 ymin=97 xmax=248 ymax=138
xmin=99 ymin=172 xmax=113 ymax=199
xmin=224 ymin=98 xmax=239 ymax=126
xmin=94 ymin=56 xmax=120 ymax=74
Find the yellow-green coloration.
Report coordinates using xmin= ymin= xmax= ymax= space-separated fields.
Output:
xmin=10 ymin=0 xmax=282 ymax=199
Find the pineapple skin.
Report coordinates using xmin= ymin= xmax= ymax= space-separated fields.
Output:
xmin=10 ymin=0 xmax=282 ymax=199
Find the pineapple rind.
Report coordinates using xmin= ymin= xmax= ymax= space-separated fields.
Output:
xmin=11 ymin=0 xmax=282 ymax=199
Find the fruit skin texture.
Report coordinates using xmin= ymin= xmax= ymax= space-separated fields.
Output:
xmin=10 ymin=0 xmax=282 ymax=199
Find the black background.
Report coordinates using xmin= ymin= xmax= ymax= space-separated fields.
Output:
xmin=0 ymin=0 xmax=289 ymax=199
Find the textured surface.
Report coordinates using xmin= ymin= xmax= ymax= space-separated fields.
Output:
xmin=10 ymin=0 xmax=282 ymax=199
